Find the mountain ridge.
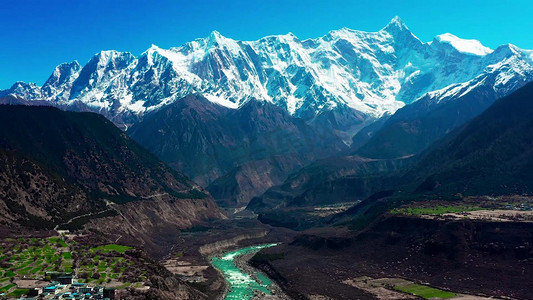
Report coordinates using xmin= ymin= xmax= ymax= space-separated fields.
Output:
xmin=3 ymin=17 xmax=531 ymax=129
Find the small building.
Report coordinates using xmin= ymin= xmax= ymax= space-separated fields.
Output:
xmin=44 ymin=285 xmax=59 ymax=295
xmin=27 ymin=287 xmax=43 ymax=297
xmin=78 ymin=287 xmax=93 ymax=294
xmin=72 ymin=282 xmax=87 ymax=288
xmin=46 ymin=272 xmax=74 ymax=283
xmin=103 ymin=288 xmax=116 ymax=300
xmin=58 ymin=274 xmax=74 ymax=285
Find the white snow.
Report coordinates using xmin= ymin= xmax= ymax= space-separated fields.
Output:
xmin=4 ymin=17 xmax=532 ymax=122
xmin=435 ymin=33 xmax=493 ymax=56
xmin=204 ymin=94 xmax=239 ymax=109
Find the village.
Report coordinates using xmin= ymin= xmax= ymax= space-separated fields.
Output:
xmin=12 ymin=272 xmax=116 ymax=300
xmin=0 ymin=236 xmax=150 ymax=300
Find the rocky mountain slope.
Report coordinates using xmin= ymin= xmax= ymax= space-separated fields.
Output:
xmin=253 ymin=214 xmax=533 ymax=299
xmin=248 ymin=155 xmax=409 ymax=211
xmin=0 ymin=104 xmax=224 ymax=248
xmin=251 ymin=81 xmax=533 ymax=220
xmin=409 ymin=81 xmax=533 ymax=196
xmin=127 ymin=94 xmax=349 ymax=207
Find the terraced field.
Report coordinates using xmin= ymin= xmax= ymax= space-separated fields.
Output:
xmin=0 ymin=237 xmax=73 ymax=280
xmin=0 ymin=237 xmax=148 ymax=296
xmin=76 ymin=244 xmax=146 ymax=286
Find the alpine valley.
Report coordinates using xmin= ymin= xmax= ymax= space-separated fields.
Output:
xmin=1 ymin=16 xmax=533 ymax=300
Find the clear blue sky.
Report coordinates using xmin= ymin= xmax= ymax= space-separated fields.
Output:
xmin=1 ymin=0 xmax=531 ymax=89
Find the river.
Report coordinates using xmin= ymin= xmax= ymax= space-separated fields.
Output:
xmin=211 ymin=243 xmax=278 ymax=300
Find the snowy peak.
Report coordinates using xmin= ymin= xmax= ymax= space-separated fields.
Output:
xmin=381 ymin=16 xmax=410 ymax=34
xmin=43 ymin=61 xmax=81 ymax=87
xmin=41 ymin=61 xmax=82 ymax=100
xmin=203 ymin=30 xmax=241 ymax=52
xmin=0 ymin=81 xmax=42 ymax=100
xmin=434 ymin=33 xmax=492 ymax=56
xmin=2 ymin=17 xmax=532 ymax=126
xmin=92 ymin=50 xmax=136 ymax=68
xmin=208 ymin=30 xmax=223 ymax=41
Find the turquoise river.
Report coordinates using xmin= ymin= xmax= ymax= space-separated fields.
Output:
xmin=212 ymin=243 xmax=278 ymax=300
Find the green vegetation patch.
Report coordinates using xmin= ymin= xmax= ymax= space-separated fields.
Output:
xmin=0 ymin=236 xmax=74 ymax=281
xmin=0 ymin=283 xmax=16 ymax=292
xmin=394 ymin=284 xmax=456 ymax=299
xmin=391 ymin=205 xmax=483 ymax=216
xmin=48 ymin=237 xmax=68 ymax=247
xmin=91 ymin=244 xmax=131 ymax=254
xmin=0 ymin=236 xmax=149 ymax=291
xmin=7 ymin=288 xmax=29 ymax=297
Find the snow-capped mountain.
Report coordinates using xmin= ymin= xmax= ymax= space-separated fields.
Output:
xmin=3 ymin=17 xmax=532 ymax=127
xmin=355 ymin=42 xmax=533 ymax=160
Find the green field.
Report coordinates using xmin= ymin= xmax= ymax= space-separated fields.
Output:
xmin=7 ymin=288 xmax=29 ymax=297
xmin=395 ymin=284 xmax=456 ymax=299
xmin=77 ymin=244 xmax=144 ymax=285
xmin=91 ymin=244 xmax=132 ymax=254
xmin=0 ymin=237 xmax=145 ymax=295
xmin=392 ymin=205 xmax=482 ymax=216
xmin=0 ymin=237 xmax=73 ymax=284
xmin=0 ymin=283 xmax=16 ymax=292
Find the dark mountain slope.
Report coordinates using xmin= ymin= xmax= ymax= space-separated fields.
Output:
xmin=0 ymin=95 xmax=134 ymax=129
xmin=357 ymin=83 xmax=499 ymax=159
xmin=250 ymin=82 xmax=533 ymax=231
xmin=410 ymin=81 xmax=533 ymax=196
xmin=327 ymin=82 xmax=533 ymax=227
xmin=356 ymin=69 xmax=532 ymax=159
xmin=248 ymin=77 xmax=532 ymax=217
xmin=0 ymin=104 xmax=190 ymax=197
xmin=128 ymin=94 xmax=350 ymax=207
xmin=0 ymin=105 xmax=223 ymax=247
xmin=0 ymin=148 xmax=88 ymax=228
xmin=248 ymin=155 xmax=410 ymax=211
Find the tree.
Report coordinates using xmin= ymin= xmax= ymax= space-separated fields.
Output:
xmin=80 ymin=271 xmax=89 ymax=279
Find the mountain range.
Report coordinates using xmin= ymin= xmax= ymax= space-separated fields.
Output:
xmin=4 ymin=17 xmax=532 ymax=123
xmin=2 ymin=17 xmax=533 ymax=209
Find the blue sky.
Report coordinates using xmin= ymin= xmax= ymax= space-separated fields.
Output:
xmin=1 ymin=0 xmax=532 ymax=89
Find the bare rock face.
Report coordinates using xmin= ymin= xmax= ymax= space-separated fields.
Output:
xmin=86 ymin=195 xmax=223 ymax=254
xmin=206 ymin=154 xmax=309 ymax=208
xmin=0 ymin=104 xmax=224 ymax=242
